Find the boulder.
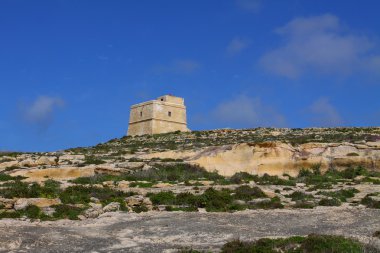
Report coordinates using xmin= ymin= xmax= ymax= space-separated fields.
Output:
xmin=90 ymin=197 xmax=100 ymax=203
xmin=117 ymin=162 xmax=145 ymax=170
xmin=83 ymin=203 xmax=103 ymax=218
xmin=103 ymin=202 xmax=120 ymax=212
xmin=0 ymin=198 xmax=16 ymax=209
xmin=35 ymin=156 xmax=57 ymax=166
xmin=232 ymin=200 xmax=246 ymax=205
xmin=125 ymin=195 xmax=144 ymax=206
xmin=117 ymin=180 xmax=130 ymax=189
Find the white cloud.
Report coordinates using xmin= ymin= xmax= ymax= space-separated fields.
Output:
xmin=20 ymin=96 xmax=65 ymax=129
xmin=236 ymin=0 xmax=261 ymax=12
xmin=226 ymin=37 xmax=250 ymax=56
xmin=153 ymin=59 xmax=200 ymax=74
xmin=260 ymin=14 xmax=380 ymax=79
xmin=308 ymin=97 xmax=343 ymax=127
xmin=212 ymin=95 xmax=286 ymax=127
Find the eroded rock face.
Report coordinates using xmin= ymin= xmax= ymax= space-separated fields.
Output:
xmin=139 ymin=142 xmax=380 ymax=177
xmin=9 ymin=167 xmax=95 ymax=182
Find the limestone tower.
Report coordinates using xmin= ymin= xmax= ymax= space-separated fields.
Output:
xmin=127 ymin=95 xmax=189 ymax=136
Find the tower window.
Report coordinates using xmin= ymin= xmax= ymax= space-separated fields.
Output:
xmin=161 ymin=98 xmax=164 ymax=101
xmin=168 ymin=111 xmax=172 ymax=117
xmin=140 ymin=112 xmax=142 ymax=117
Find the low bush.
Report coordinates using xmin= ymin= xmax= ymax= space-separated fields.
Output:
xmin=59 ymin=185 xmax=135 ymax=205
xmin=249 ymin=197 xmax=284 ymax=209
xmin=286 ymin=191 xmax=314 ymax=201
xmin=319 ymin=198 xmax=342 ymax=206
xmin=229 ymin=172 xmax=256 ymax=184
xmin=361 ymin=193 xmax=380 ymax=209
xmin=52 ymin=204 xmax=84 ymax=220
xmin=221 ymin=234 xmax=365 ymax=253
xmin=234 ymin=185 xmax=266 ymax=200
xmin=293 ymin=200 xmax=315 ymax=209
xmin=254 ymin=173 xmax=296 ymax=186
xmin=318 ymin=188 xmax=359 ymax=202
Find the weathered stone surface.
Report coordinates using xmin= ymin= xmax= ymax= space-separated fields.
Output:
xmin=0 ymin=207 xmax=378 ymax=252
xmin=10 ymin=167 xmax=95 ymax=182
xmin=152 ymin=182 xmax=173 ymax=188
xmin=247 ymin=198 xmax=271 ymax=205
xmin=125 ymin=195 xmax=144 ymax=206
xmin=35 ymin=156 xmax=57 ymax=166
xmin=0 ymin=198 xmax=16 ymax=209
xmin=14 ymin=198 xmax=61 ymax=210
xmin=103 ymin=202 xmax=120 ymax=212
xmin=0 ymin=161 xmax=19 ymax=170
xmin=140 ymin=141 xmax=380 ymax=177
xmin=83 ymin=203 xmax=103 ymax=218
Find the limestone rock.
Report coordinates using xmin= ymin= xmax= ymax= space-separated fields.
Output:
xmin=0 ymin=198 xmax=16 ymax=209
xmin=247 ymin=198 xmax=271 ymax=205
xmin=14 ymin=198 xmax=61 ymax=210
xmin=83 ymin=203 xmax=104 ymax=218
xmin=233 ymin=200 xmax=246 ymax=205
xmin=0 ymin=161 xmax=19 ymax=170
xmin=117 ymin=180 xmax=130 ymax=189
xmin=103 ymin=202 xmax=120 ymax=212
xmin=10 ymin=167 xmax=95 ymax=182
xmin=152 ymin=182 xmax=173 ymax=188
xmin=116 ymin=162 xmax=145 ymax=170
xmin=125 ymin=195 xmax=144 ymax=206
xmin=41 ymin=207 xmax=55 ymax=216
xmin=35 ymin=156 xmax=57 ymax=166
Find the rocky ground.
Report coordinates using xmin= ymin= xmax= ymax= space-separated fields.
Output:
xmin=0 ymin=128 xmax=380 ymax=252
xmin=0 ymin=206 xmax=379 ymax=252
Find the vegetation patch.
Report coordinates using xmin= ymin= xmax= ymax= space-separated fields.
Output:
xmin=361 ymin=193 xmax=380 ymax=209
xmin=221 ymin=234 xmax=368 ymax=253
xmin=317 ymin=188 xmax=359 ymax=202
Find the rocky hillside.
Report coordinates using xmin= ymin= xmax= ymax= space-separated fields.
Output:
xmin=1 ymin=127 xmax=380 ymax=180
xmin=0 ymin=127 xmax=380 ymax=222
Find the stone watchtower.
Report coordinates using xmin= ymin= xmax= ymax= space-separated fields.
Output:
xmin=127 ymin=95 xmax=189 ymax=136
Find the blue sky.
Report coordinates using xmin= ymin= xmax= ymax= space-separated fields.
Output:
xmin=1 ymin=0 xmax=380 ymax=152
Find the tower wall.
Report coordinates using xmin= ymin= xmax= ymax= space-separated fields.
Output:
xmin=127 ymin=95 xmax=189 ymax=136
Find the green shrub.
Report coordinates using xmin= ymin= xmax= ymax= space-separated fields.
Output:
xmin=318 ymin=188 xmax=359 ymax=202
xmin=59 ymin=185 xmax=134 ymax=205
xmin=255 ymin=173 xmax=296 ymax=186
xmin=221 ymin=234 xmax=364 ymax=253
xmin=53 ymin=204 xmax=84 ymax=220
xmin=293 ymin=200 xmax=315 ymax=209
xmin=132 ymin=205 xmax=149 ymax=213
xmin=301 ymin=234 xmax=362 ymax=253
xmin=23 ymin=205 xmax=42 ymax=219
xmin=361 ymin=193 xmax=380 ymax=209
xmin=0 ymin=173 xmax=17 ymax=181
xmin=148 ymin=191 xmax=176 ymax=205
xmin=319 ymin=198 xmax=341 ymax=206
xmin=286 ymin=191 xmax=314 ymax=201
xmin=249 ymin=197 xmax=284 ymax=209
xmin=0 ymin=181 xmax=39 ymax=198
xmin=234 ymin=185 xmax=266 ymax=201
xmin=81 ymin=156 xmax=106 ymax=165
xmin=0 ymin=210 xmax=22 ymax=219
xmin=229 ymin=172 xmax=256 ymax=184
